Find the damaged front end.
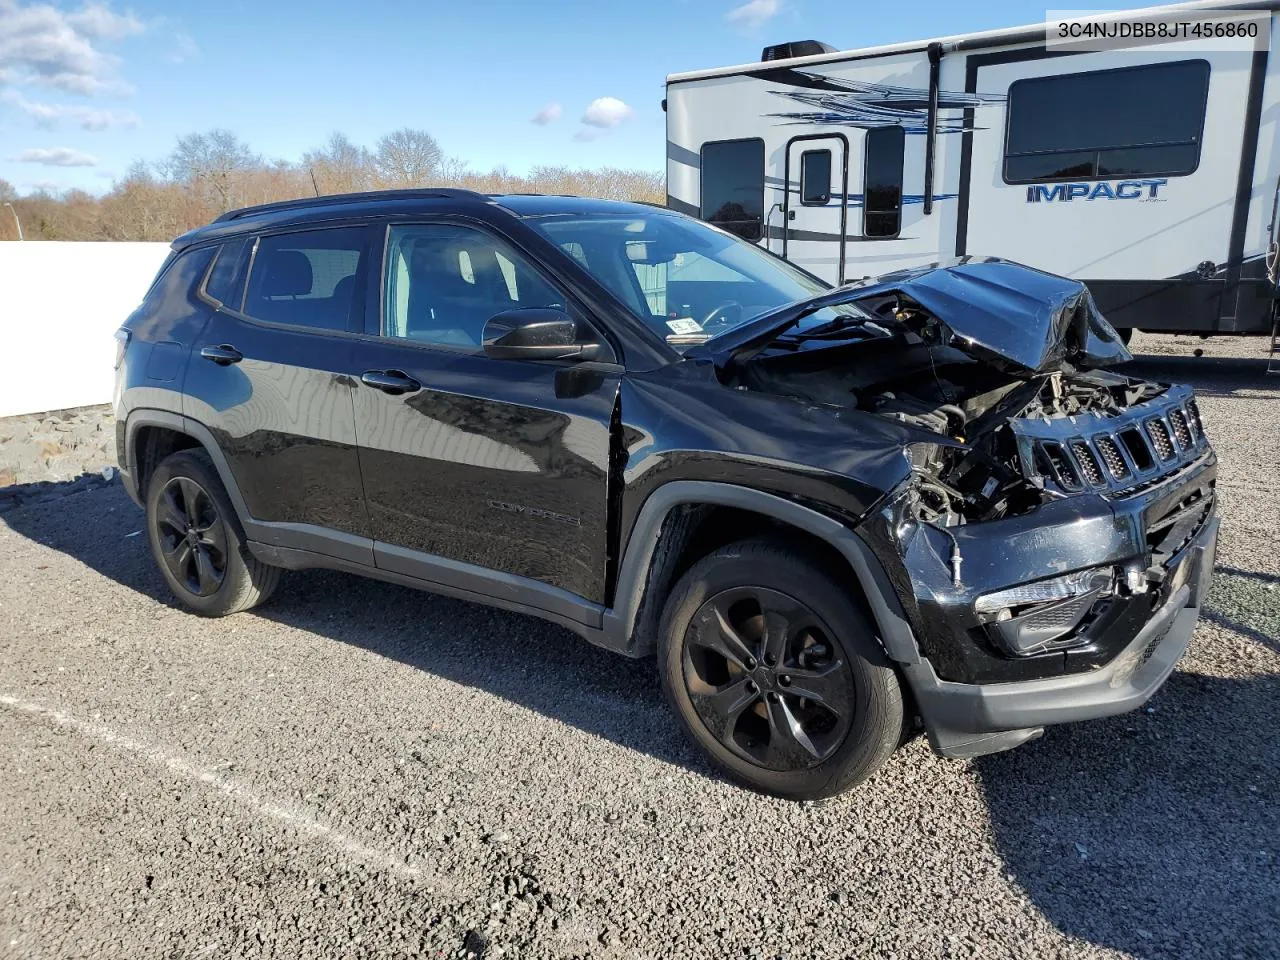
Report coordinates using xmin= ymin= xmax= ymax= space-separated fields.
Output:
xmin=708 ymin=258 xmax=1218 ymax=700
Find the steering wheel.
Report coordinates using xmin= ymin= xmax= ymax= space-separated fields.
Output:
xmin=700 ymin=301 xmax=744 ymax=334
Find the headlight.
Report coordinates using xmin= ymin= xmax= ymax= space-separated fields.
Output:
xmin=974 ymin=568 xmax=1113 ymax=614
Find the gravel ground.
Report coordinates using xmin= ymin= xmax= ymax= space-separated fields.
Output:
xmin=0 ymin=333 xmax=1277 ymax=959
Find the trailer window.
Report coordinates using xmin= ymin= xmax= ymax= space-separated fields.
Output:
xmin=1003 ymin=60 xmax=1210 ymax=184
xmin=864 ymin=127 xmax=905 ymax=238
xmin=800 ymin=150 xmax=832 ymax=205
xmin=700 ymin=138 xmax=765 ymax=241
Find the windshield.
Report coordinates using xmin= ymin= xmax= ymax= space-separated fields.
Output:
xmin=524 ymin=210 xmax=853 ymax=349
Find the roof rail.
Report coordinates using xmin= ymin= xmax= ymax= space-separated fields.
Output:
xmin=213 ymin=188 xmax=489 ymax=223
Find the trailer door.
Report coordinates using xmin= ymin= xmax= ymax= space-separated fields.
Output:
xmin=784 ymin=135 xmax=850 ymax=284
xmin=960 ymin=41 xmax=1258 ymax=332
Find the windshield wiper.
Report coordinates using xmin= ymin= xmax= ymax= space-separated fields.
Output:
xmin=777 ymin=312 xmax=885 ymax=343
xmin=687 ymin=283 xmax=878 ymax=370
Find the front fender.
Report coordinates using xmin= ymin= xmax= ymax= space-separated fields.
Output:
xmin=599 ymin=480 xmax=920 ymax=664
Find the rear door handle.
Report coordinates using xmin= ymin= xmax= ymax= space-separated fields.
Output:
xmin=200 ymin=344 xmax=243 ymax=366
xmin=361 ymin=369 xmax=421 ymax=395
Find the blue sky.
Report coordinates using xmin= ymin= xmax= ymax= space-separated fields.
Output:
xmin=1 ymin=0 xmax=1150 ymax=195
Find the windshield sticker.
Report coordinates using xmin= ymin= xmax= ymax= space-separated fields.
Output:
xmin=666 ymin=317 xmax=703 ymax=335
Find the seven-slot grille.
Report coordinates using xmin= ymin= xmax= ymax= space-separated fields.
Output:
xmin=1012 ymin=387 xmax=1207 ymax=497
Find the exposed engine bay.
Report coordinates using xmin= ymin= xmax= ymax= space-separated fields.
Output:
xmin=727 ymin=291 xmax=1174 ymax=525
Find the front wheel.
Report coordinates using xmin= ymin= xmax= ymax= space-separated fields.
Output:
xmin=145 ymin=449 xmax=280 ymax=616
xmin=658 ymin=539 xmax=903 ymax=800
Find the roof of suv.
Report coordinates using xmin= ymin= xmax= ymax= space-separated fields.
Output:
xmin=172 ymin=190 xmax=667 ymax=249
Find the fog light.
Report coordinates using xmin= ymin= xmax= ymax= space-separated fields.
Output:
xmin=977 ymin=568 xmax=1115 ymax=657
xmin=974 ymin=568 xmax=1113 ymax=615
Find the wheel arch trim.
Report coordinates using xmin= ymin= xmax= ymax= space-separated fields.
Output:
xmin=125 ymin=410 xmax=251 ymax=519
xmin=601 ymin=481 xmax=921 ymax=664
xmin=123 ymin=409 xmax=375 ymax=566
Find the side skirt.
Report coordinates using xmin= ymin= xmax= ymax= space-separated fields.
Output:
xmin=246 ymin=540 xmax=611 ymax=650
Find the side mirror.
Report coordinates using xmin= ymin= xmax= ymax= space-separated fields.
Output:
xmin=482 ymin=308 xmax=603 ymax=362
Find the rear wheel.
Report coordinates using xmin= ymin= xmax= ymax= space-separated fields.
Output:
xmin=658 ymin=539 xmax=903 ymax=800
xmin=145 ymin=449 xmax=280 ymax=616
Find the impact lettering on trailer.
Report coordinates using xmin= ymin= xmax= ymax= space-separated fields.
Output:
xmin=1025 ymin=179 xmax=1168 ymax=203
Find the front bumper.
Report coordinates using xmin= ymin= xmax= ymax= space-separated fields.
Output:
xmin=904 ymin=514 xmax=1218 ymax=758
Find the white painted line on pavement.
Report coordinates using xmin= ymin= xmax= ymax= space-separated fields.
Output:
xmin=0 ymin=693 xmax=438 ymax=886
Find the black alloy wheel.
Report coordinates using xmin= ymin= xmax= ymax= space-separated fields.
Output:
xmin=682 ymin=586 xmax=855 ymax=771
xmin=659 ymin=538 xmax=903 ymax=799
xmin=154 ymin=475 xmax=228 ymax=597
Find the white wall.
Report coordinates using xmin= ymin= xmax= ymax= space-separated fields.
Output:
xmin=0 ymin=242 xmax=172 ymax=418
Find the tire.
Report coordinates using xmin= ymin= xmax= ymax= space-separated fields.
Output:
xmin=658 ymin=538 xmax=903 ymax=800
xmin=145 ymin=449 xmax=280 ymax=616
xmin=1117 ymin=327 xmax=1134 ymax=346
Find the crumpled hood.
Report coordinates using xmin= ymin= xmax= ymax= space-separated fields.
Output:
xmin=699 ymin=257 xmax=1132 ymax=376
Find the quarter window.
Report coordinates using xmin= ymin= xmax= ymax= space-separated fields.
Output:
xmin=864 ymin=126 xmax=905 ymax=238
xmin=383 ymin=224 xmax=566 ymax=351
xmin=700 ymin=138 xmax=765 ymax=241
xmin=1003 ymin=60 xmax=1210 ymax=184
xmin=204 ymin=237 xmax=251 ymax=309
xmin=800 ymin=150 xmax=833 ymax=205
xmin=243 ymin=227 xmax=368 ymax=331
xmin=144 ymin=246 xmax=217 ymax=314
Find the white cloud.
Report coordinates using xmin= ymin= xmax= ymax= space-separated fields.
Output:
xmin=572 ymin=127 xmax=604 ymax=143
xmin=2 ymin=90 xmax=138 ymax=129
xmin=165 ymin=31 xmax=198 ymax=65
xmin=581 ymin=96 xmax=634 ymax=129
xmin=16 ymin=146 xmax=99 ymax=166
xmin=0 ymin=1 xmax=143 ymax=96
xmin=531 ymin=102 xmax=562 ymax=125
xmin=65 ymin=3 xmax=144 ymax=41
xmin=725 ymin=0 xmax=781 ymax=31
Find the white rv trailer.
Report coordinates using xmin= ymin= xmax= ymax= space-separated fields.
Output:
xmin=665 ymin=0 xmax=1280 ymax=337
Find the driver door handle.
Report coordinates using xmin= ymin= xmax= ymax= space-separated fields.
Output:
xmin=361 ymin=369 xmax=421 ymax=395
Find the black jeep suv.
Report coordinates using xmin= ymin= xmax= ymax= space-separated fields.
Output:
xmin=114 ymin=190 xmax=1218 ymax=799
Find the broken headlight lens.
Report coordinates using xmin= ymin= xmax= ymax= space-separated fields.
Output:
xmin=974 ymin=568 xmax=1113 ymax=615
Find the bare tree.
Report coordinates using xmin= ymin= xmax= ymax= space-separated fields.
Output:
xmin=374 ymin=128 xmax=443 ymax=186
xmin=0 ymin=127 xmax=664 ymax=240
xmin=303 ymin=132 xmax=376 ymax=195
xmin=435 ymin=155 xmax=470 ymax=183
xmin=163 ymin=129 xmax=261 ymax=212
xmin=98 ymin=161 xmax=207 ymax=241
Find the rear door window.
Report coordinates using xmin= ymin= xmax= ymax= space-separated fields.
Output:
xmin=243 ymin=227 xmax=370 ymax=332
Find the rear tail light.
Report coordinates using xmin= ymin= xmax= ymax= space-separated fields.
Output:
xmin=113 ymin=328 xmax=131 ymax=370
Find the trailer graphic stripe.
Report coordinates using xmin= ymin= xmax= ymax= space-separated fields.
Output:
xmin=744 ymin=68 xmax=1005 ymax=133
